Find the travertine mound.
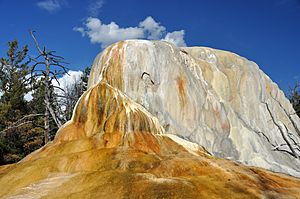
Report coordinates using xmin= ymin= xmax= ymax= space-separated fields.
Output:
xmin=89 ymin=40 xmax=300 ymax=177
xmin=1 ymin=40 xmax=300 ymax=199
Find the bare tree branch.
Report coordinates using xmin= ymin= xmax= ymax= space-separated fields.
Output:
xmin=262 ymin=101 xmax=299 ymax=158
xmin=0 ymin=121 xmax=32 ymax=134
xmin=52 ymin=85 xmax=66 ymax=93
xmin=0 ymin=114 xmax=44 ymax=135
xmin=29 ymin=30 xmax=43 ymax=55
xmin=271 ymin=95 xmax=300 ymax=137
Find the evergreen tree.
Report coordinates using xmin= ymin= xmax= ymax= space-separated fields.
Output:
xmin=0 ymin=40 xmax=34 ymax=164
xmin=0 ymin=39 xmax=91 ymax=165
xmin=0 ymin=40 xmax=30 ymax=128
xmin=81 ymin=66 xmax=91 ymax=91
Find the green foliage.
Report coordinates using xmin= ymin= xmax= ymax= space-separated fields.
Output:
xmin=29 ymin=78 xmax=45 ymax=114
xmin=0 ymin=40 xmax=30 ymax=126
xmin=0 ymin=40 xmax=91 ymax=166
xmin=0 ymin=40 xmax=29 ymax=96
xmin=0 ymin=40 xmax=43 ymax=165
xmin=29 ymin=78 xmax=58 ymax=140
xmin=0 ymin=138 xmax=15 ymax=164
xmin=81 ymin=66 xmax=91 ymax=88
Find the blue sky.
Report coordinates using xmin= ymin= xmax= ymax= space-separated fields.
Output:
xmin=0 ymin=0 xmax=299 ymax=93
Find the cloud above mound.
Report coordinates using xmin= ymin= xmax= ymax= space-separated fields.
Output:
xmin=36 ymin=0 xmax=67 ymax=13
xmin=52 ymin=70 xmax=83 ymax=92
xmin=73 ymin=16 xmax=186 ymax=48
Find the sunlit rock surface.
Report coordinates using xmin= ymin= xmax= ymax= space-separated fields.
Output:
xmin=89 ymin=40 xmax=300 ymax=177
xmin=1 ymin=40 xmax=300 ymax=198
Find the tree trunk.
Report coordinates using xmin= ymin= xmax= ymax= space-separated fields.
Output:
xmin=44 ymin=58 xmax=50 ymax=143
xmin=44 ymin=80 xmax=50 ymax=143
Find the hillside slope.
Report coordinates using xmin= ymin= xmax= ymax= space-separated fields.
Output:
xmin=1 ymin=40 xmax=300 ymax=198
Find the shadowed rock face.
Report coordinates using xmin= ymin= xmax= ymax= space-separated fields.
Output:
xmin=1 ymin=40 xmax=300 ymax=198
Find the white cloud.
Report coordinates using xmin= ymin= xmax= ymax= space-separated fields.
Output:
xmin=23 ymin=74 xmax=36 ymax=102
xmin=53 ymin=71 xmax=83 ymax=113
xmin=163 ymin=30 xmax=186 ymax=47
xmin=74 ymin=16 xmax=186 ymax=48
xmin=36 ymin=0 xmax=66 ymax=13
xmin=74 ymin=18 xmax=144 ymax=48
xmin=24 ymin=91 xmax=33 ymax=102
xmin=52 ymin=70 xmax=83 ymax=92
xmin=22 ymin=71 xmax=83 ymax=102
xmin=139 ymin=16 xmax=166 ymax=40
xmin=87 ymin=0 xmax=104 ymax=17
xmin=0 ymin=89 xmax=32 ymax=102
xmin=73 ymin=27 xmax=85 ymax=37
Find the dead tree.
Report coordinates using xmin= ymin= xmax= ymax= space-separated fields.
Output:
xmin=262 ymin=102 xmax=299 ymax=158
xmin=235 ymin=101 xmax=300 ymax=159
xmin=271 ymin=95 xmax=300 ymax=137
xmin=0 ymin=114 xmax=44 ymax=137
xmin=289 ymin=82 xmax=300 ymax=115
xmin=29 ymin=30 xmax=68 ymax=143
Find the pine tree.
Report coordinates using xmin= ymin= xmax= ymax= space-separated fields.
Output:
xmin=0 ymin=40 xmax=30 ymax=127
xmin=0 ymin=40 xmax=34 ymax=164
xmin=81 ymin=66 xmax=91 ymax=91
